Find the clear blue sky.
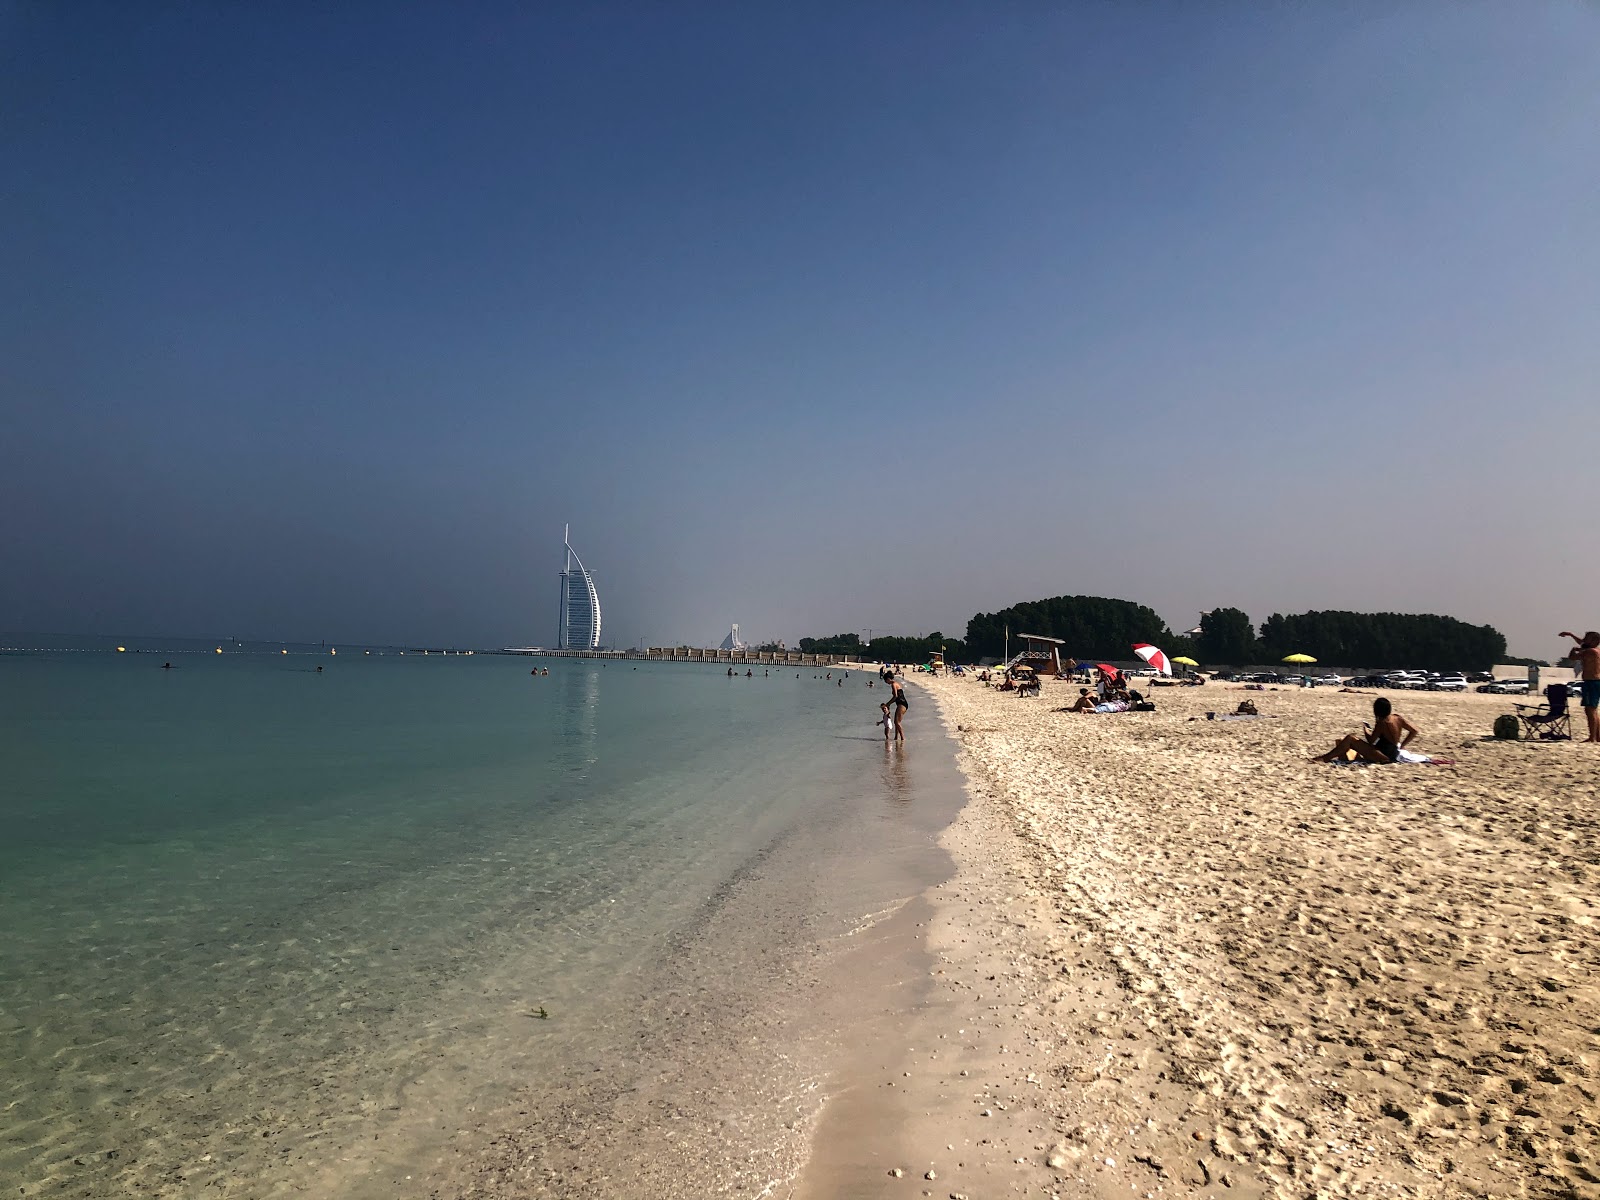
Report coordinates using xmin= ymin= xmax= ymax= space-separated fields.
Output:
xmin=4 ymin=3 xmax=1596 ymax=656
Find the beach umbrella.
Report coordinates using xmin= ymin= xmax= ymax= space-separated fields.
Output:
xmin=1282 ymin=652 xmax=1316 ymax=682
xmin=1172 ymin=656 xmax=1199 ymax=666
xmin=1094 ymin=662 xmax=1120 ymax=676
xmin=1132 ymin=643 xmax=1172 ymax=675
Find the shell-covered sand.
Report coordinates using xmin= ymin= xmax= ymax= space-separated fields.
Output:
xmin=912 ymin=676 xmax=1599 ymax=1199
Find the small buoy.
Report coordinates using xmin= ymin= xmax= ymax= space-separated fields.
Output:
xmin=329 ymin=648 xmax=336 ymax=656
xmin=116 ymin=646 xmax=126 ymax=653
xmin=215 ymin=647 xmax=222 ymax=654
xmin=281 ymin=649 xmax=288 ymax=655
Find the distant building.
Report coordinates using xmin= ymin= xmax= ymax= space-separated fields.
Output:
xmin=719 ymin=624 xmax=747 ymax=652
xmin=557 ymin=525 xmax=602 ymax=650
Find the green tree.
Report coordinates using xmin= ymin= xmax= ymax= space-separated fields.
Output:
xmin=1256 ymin=610 xmax=1506 ymax=670
xmin=965 ymin=595 xmax=1173 ymax=662
xmin=797 ymin=631 xmax=967 ymax=663
xmin=1197 ymin=607 xmax=1258 ymax=666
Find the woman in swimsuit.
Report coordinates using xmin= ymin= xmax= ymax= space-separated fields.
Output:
xmin=1313 ymin=696 xmax=1417 ymax=763
xmin=886 ymin=673 xmax=908 ymax=741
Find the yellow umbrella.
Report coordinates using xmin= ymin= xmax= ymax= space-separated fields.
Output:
xmin=1282 ymin=653 xmax=1317 ymax=665
xmin=1171 ymin=656 xmax=1199 ymax=666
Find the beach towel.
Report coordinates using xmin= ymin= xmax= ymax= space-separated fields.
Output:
xmin=1395 ymin=749 xmax=1454 ymax=765
xmin=1328 ymin=749 xmax=1454 ymax=766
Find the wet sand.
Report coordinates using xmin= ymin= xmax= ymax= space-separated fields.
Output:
xmin=792 ymin=676 xmax=1599 ymax=1199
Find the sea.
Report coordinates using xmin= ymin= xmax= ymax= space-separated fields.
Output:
xmin=0 ymin=636 xmax=966 ymax=1198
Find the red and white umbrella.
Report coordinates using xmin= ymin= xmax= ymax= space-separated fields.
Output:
xmin=1132 ymin=643 xmax=1171 ymax=675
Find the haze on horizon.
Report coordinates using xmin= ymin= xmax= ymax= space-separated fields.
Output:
xmin=4 ymin=5 xmax=1596 ymax=660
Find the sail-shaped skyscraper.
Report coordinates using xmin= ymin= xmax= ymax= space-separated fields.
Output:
xmin=557 ymin=525 xmax=602 ymax=650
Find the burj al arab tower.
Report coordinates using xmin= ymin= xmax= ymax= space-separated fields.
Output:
xmin=557 ymin=525 xmax=602 ymax=650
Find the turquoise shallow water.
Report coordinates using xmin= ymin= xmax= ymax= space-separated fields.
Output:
xmin=0 ymin=643 xmax=962 ymax=1197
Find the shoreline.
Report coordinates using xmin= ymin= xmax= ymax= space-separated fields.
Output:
xmin=795 ymin=672 xmax=1599 ymax=1200
xmin=789 ymin=683 xmax=1076 ymax=1199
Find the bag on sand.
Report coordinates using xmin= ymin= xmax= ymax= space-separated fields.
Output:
xmin=1493 ymin=713 xmax=1520 ymax=740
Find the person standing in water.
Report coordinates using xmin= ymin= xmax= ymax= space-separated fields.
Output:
xmin=886 ymin=672 xmax=908 ymax=741
xmin=877 ymin=701 xmax=896 ymax=743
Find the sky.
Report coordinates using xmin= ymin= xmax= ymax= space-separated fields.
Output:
xmin=3 ymin=3 xmax=1597 ymax=657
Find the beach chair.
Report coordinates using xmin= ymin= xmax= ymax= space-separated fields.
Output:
xmin=1515 ymin=684 xmax=1572 ymax=740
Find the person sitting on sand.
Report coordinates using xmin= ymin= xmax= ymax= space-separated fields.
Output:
xmin=1313 ymin=696 xmax=1417 ymax=764
xmin=1067 ymin=688 xmax=1097 ymax=712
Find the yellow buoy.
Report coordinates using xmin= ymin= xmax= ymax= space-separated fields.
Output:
xmin=116 ymin=646 xmax=126 ymax=652
xmin=281 ymin=649 xmax=288 ymax=654
xmin=215 ymin=647 xmax=222 ymax=654
xmin=330 ymin=648 xmax=336 ymax=655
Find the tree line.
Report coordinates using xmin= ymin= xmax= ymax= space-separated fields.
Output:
xmin=801 ymin=597 xmax=1508 ymax=670
xmin=797 ymin=631 xmax=970 ymax=663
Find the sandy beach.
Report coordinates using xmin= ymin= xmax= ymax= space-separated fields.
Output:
xmin=794 ymin=675 xmax=1598 ymax=1199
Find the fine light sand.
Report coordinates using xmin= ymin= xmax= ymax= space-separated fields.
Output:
xmin=795 ymin=676 xmax=1599 ymax=1200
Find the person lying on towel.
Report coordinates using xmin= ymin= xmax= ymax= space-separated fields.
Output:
xmin=1312 ymin=697 xmax=1418 ymax=764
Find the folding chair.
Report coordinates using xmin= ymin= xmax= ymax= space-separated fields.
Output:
xmin=1515 ymin=683 xmax=1572 ymax=740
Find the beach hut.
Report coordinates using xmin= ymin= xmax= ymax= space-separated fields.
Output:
xmin=1011 ymin=634 xmax=1066 ymax=677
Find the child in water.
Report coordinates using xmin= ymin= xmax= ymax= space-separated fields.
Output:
xmin=877 ymin=701 xmax=896 ymax=743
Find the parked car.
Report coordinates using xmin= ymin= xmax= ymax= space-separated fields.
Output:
xmin=1466 ymin=672 xmax=1494 ymax=683
xmin=1484 ymin=678 xmax=1530 ymax=694
xmin=1348 ymin=675 xmax=1384 ymax=687
xmin=1313 ymin=674 xmax=1343 ymax=686
xmin=1428 ymin=674 xmax=1470 ymax=692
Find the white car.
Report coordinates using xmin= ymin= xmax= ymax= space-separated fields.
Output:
xmin=1485 ymin=678 xmax=1530 ymax=695
xmin=1315 ymin=674 xmax=1343 ymax=687
xmin=1429 ymin=675 xmax=1470 ymax=692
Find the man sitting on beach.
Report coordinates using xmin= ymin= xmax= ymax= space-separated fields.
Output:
xmin=1067 ymin=688 xmax=1097 ymax=712
xmin=1312 ymin=696 xmax=1417 ymax=764
xmin=1558 ymin=630 xmax=1600 ymax=743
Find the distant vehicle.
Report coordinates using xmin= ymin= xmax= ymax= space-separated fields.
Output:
xmin=1384 ymin=671 xmax=1424 ymax=689
xmin=1466 ymin=672 xmax=1494 ymax=683
xmin=1348 ymin=675 xmax=1384 ymax=687
xmin=1428 ymin=675 xmax=1470 ymax=692
xmin=1483 ymin=678 xmax=1530 ymax=694
xmin=1314 ymin=673 xmax=1343 ymax=686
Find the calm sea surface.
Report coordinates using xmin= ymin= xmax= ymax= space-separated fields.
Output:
xmin=0 ymin=640 xmax=963 ymax=1198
